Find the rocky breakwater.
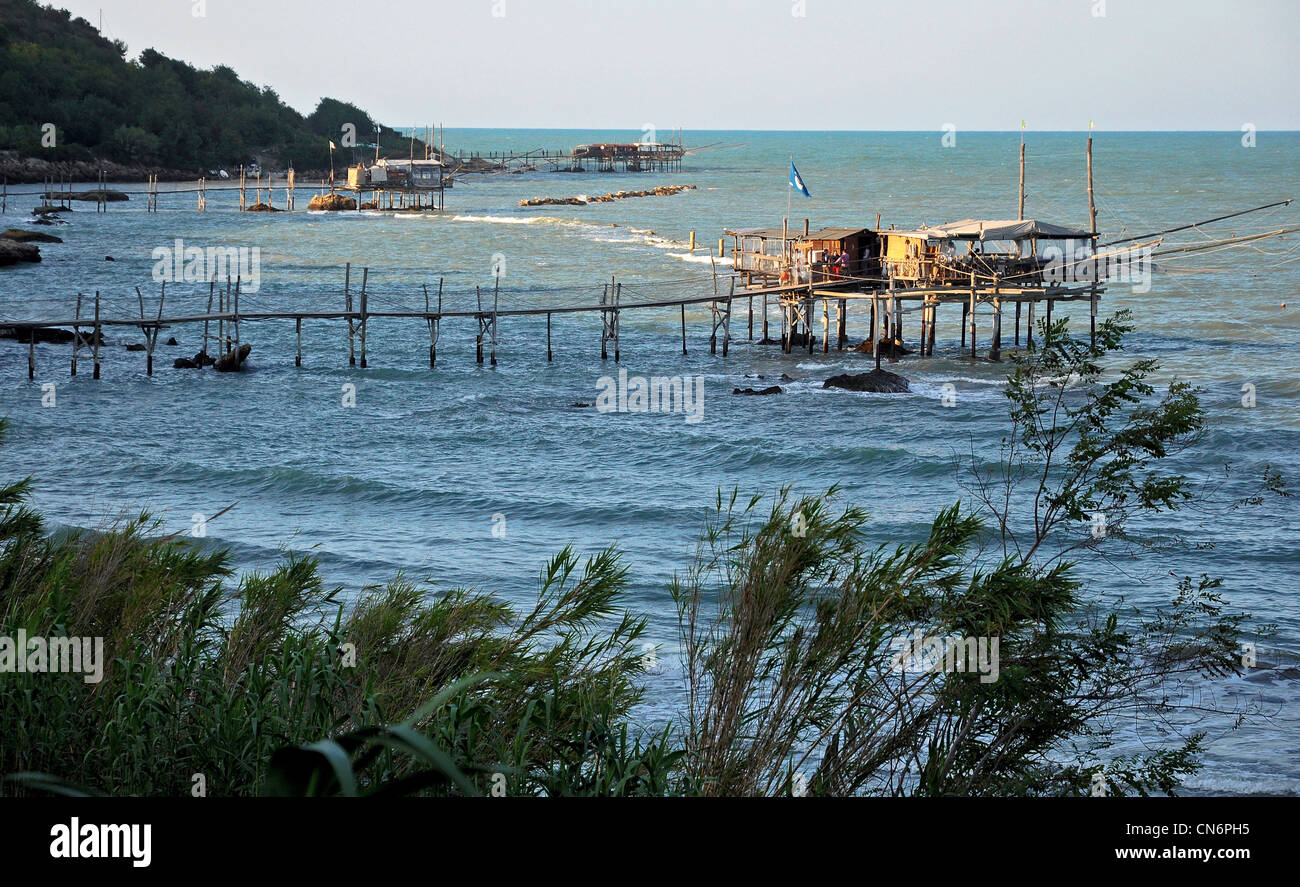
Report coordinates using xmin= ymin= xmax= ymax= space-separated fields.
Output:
xmin=520 ymin=184 xmax=695 ymax=207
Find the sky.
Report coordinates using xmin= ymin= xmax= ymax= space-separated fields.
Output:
xmin=50 ymin=0 xmax=1300 ymax=131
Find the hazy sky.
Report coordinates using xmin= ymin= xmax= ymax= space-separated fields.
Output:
xmin=52 ymin=0 xmax=1300 ymax=130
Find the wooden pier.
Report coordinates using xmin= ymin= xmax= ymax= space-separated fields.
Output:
xmin=2 ymin=258 xmax=1109 ymax=383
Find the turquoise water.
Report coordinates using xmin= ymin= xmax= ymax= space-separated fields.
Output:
xmin=1 ymin=131 xmax=1297 ymax=794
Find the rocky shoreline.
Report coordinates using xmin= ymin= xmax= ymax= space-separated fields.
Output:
xmin=0 ymin=151 xmax=326 ymax=185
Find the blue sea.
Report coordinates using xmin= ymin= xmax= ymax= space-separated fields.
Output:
xmin=1 ymin=131 xmax=1297 ymax=794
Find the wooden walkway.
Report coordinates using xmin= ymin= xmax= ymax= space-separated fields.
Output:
xmin=1 ymin=267 xmax=1098 ymax=379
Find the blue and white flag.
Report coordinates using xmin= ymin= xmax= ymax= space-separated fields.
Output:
xmin=789 ymin=161 xmax=812 ymax=198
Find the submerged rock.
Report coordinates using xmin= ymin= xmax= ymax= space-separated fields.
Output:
xmin=214 ymin=343 xmax=252 ymax=372
xmin=823 ymin=368 xmax=909 ymax=393
xmin=125 ymin=343 xmax=146 ymax=352
xmin=733 ymin=385 xmax=783 ymax=396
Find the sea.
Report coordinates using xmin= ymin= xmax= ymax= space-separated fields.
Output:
xmin=1 ymin=131 xmax=1296 ymax=795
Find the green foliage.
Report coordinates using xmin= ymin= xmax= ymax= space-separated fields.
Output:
xmin=0 ymin=315 xmax=1278 ymax=797
xmin=0 ymin=0 xmax=419 ymax=171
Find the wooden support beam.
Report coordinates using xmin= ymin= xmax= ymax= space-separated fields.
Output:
xmin=345 ymin=263 xmax=355 ymax=367
xmin=92 ymin=292 xmax=101 ymax=379
xmin=359 ymin=267 xmax=369 ymax=368
xmin=71 ymin=292 xmax=81 ymax=376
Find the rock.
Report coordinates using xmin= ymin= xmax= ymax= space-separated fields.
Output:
xmin=0 ymin=326 xmax=104 ymax=345
xmin=125 ymin=343 xmax=146 ymax=352
xmin=520 ymin=184 xmax=695 ymax=207
xmin=246 ymin=202 xmax=281 ymax=212
xmin=823 ymin=369 xmax=910 ymax=393
xmin=733 ymin=386 xmax=783 ymax=396
xmin=173 ymin=357 xmax=199 ymax=369
xmin=852 ymin=338 xmax=913 ymax=358
xmin=31 ymin=206 xmax=72 ymax=215
xmin=307 ymin=193 xmax=357 ymax=211
xmin=2 ymin=229 xmax=62 ymax=243
xmin=571 ymin=402 xmax=591 ymax=408
xmin=191 ymin=350 xmax=215 ymax=368
xmin=0 ymin=239 xmax=41 ymax=266
xmin=214 ymin=343 xmax=252 ymax=372
xmin=166 ymin=337 xmax=180 ymax=346
xmin=43 ymin=189 xmax=129 ymax=202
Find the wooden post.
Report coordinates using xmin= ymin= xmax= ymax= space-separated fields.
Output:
xmin=837 ymin=298 xmax=847 ymax=350
xmin=547 ymin=312 xmax=553 ymax=362
xmin=434 ymin=278 xmax=443 ymax=366
xmin=232 ymin=277 xmax=240 ymax=348
xmin=928 ymin=303 xmax=936 ymax=355
xmin=491 ymin=277 xmax=500 ymax=366
xmin=990 ymin=297 xmax=1002 ymax=362
xmin=71 ymin=292 xmax=82 ymax=376
xmin=477 ymin=286 xmax=485 ymax=364
xmin=27 ymin=332 xmax=34 ymax=381
xmin=969 ymin=272 xmax=978 ymax=359
xmin=762 ymin=293 xmax=769 ymax=341
xmin=613 ymin=281 xmax=620 ymax=363
xmin=359 ymin=268 xmax=368 ymax=368
xmin=1018 ymin=141 xmax=1026 ymax=221
xmin=1027 ymin=300 xmax=1035 ymax=348
xmin=723 ymin=279 xmax=733 ymax=357
xmin=217 ymin=280 xmax=225 ymax=353
xmin=681 ymin=303 xmax=687 ymax=355
xmin=1015 ymin=300 xmax=1022 ymax=346
xmin=1086 ymin=136 xmax=1097 ymax=237
xmin=822 ymin=298 xmax=830 ymax=354
xmin=296 ymin=317 xmax=303 ymax=367
xmin=748 ymin=296 xmax=753 ymax=340
xmin=871 ymin=292 xmax=879 ymax=363
xmin=203 ymin=280 xmax=214 ymax=367
xmin=961 ymin=300 xmax=968 ymax=348
xmin=345 ymin=263 xmax=355 ymax=367
xmin=92 ymin=292 xmax=101 ymax=379
xmin=806 ymin=294 xmax=815 ymax=355
xmin=1090 ymin=287 xmax=1098 ymax=349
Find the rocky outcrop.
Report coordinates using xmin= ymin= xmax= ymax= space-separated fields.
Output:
xmin=823 ymin=368 xmax=910 ymax=393
xmin=2 ymin=229 xmax=62 ymax=243
xmin=852 ymin=338 xmax=913 ymax=358
xmin=520 ymin=184 xmax=695 ymax=207
xmin=0 ymin=151 xmax=198 ymax=185
xmin=307 ymin=193 xmax=357 ymax=211
xmin=0 ymin=239 xmax=41 ymax=266
xmin=214 ymin=343 xmax=252 ymax=372
xmin=173 ymin=350 xmax=215 ymax=370
xmin=733 ymin=385 xmax=783 ymax=396
xmin=0 ymin=326 xmax=105 ymax=345
xmin=245 ymin=202 xmax=281 ymax=212
xmin=42 ymin=189 xmax=128 ymax=202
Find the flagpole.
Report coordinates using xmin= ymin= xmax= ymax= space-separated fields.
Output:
xmin=785 ymin=155 xmax=793 ymax=264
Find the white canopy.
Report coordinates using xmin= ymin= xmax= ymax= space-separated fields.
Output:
xmin=887 ymin=219 xmax=1092 ymax=242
